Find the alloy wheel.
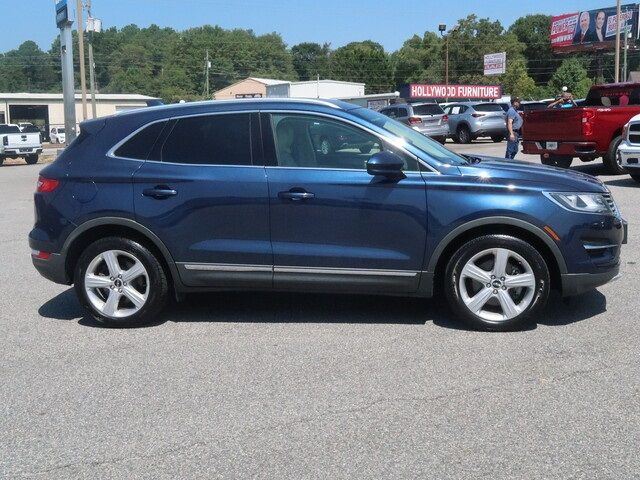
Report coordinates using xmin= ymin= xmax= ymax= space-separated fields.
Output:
xmin=84 ymin=250 xmax=149 ymax=318
xmin=458 ymin=247 xmax=536 ymax=322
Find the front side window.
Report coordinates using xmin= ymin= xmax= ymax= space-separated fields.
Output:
xmin=162 ymin=113 xmax=252 ymax=165
xmin=271 ymin=114 xmax=418 ymax=171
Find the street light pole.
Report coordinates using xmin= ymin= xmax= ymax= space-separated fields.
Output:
xmin=615 ymin=0 xmax=622 ymax=82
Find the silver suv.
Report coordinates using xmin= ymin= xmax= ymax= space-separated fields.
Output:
xmin=442 ymin=102 xmax=507 ymax=144
xmin=379 ymin=103 xmax=449 ymax=144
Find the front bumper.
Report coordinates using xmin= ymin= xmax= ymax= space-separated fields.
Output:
xmin=561 ymin=267 xmax=621 ymax=296
xmin=617 ymin=140 xmax=640 ymax=170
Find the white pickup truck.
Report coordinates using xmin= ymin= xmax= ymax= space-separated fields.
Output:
xmin=0 ymin=124 xmax=43 ymax=165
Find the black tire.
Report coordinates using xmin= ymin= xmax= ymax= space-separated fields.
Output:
xmin=25 ymin=154 xmax=38 ymax=165
xmin=433 ymin=136 xmax=446 ymax=145
xmin=0 ymin=157 xmax=4 ymax=166
xmin=359 ymin=144 xmax=372 ymax=154
xmin=603 ymin=135 xmax=625 ymax=175
xmin=456 ymin=125 xmax=472 ymax=144
xmin=319 ymin=136 xmax=333 ymax=155
xmin=541 ymin=154 xmax=572 ymax=169
xmin=444 ymin=235 xmax=550 ymax=331
xmin=630 ymin=174 xmax=640 ymax=183
xmin=491 ymin=135 xmax=504 ymax=143
xmin=74 ymin=237 xmax=169 ymax=327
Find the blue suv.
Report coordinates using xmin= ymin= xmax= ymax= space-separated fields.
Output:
xmin=29 ymin=99 xmax=626 ymax=330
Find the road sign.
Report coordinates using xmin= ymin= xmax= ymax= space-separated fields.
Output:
xmin=484 ymin=52 xmax=506 ymax=76
xmin=55 ymin=0 xmax=71 ymax=28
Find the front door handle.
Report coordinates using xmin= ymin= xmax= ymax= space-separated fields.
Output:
xmin=143 ymin=186 xmax=177 ymax=199
xmin=278 ymin=189 xmax=315 ymax=202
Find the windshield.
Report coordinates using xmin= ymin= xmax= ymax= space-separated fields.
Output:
xmin=351 ymin=108 xmax=468 ymax=166
xmin=58 ymin=128 xmax=66 ymax=133
xmin=0 ymin=125 xmax=21 ymax=134
xmin=412 ymin=104 xmax=444 ymax=116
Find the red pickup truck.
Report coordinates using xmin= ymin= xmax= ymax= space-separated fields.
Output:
xmin=522 ymin=82 xmax=640 ymax=174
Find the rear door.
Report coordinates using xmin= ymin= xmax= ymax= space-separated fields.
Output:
xmin=130 ymin=112 xmax=272 ymax=288
xmin=471 ymin=103 xmax=507 ymax=129
xmin=412 ymin=103 xmax=446 ymax=129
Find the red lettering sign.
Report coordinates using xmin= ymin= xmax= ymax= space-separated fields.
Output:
xmin=407 ymin=84 xmax=502 ymax=99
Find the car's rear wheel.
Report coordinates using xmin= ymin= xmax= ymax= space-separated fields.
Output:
xmin=603 ymin=135 xmax=625 ymax=175
xmin=456 ymin=125 xmax=472 ymax=144
xmin=444 ymin=235 xmax=550 ymax=331
xmin=25 ymin=155 xmax=38 ymax=165
xmin=74 ymin=237 xmax=168 ymax=327
xmin=541 ymin=154 xmax=572 ymax=169
xmin=491 ymin=136 xmax=504 ymax=143
xmin=433 ymin=136 xmax=446 ymax=144
xmin=630 ymin=174 xmax=640 ymax=183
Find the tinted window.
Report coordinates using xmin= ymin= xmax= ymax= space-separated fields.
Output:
xmin=271 ymin=114 xmax=418 ymax=171
xmin=162 ymin=114 xmax=252 ymax=165
xmin=381 ymin=108 xmax=398 ymax=118
xmin=114 ymin=121 xmax=166 ymax=160
xmin=397 ymin=107 xmax=409 ymax=117
xmin=586 ymin=87 xmax=640 ymax=106
xmin=412 ymin=104 xmax=444 ymax=115
xmin=473 ymin=104 xmax=504 ymax=112
xmin=0 ymin=125 xmax=20 ymax=134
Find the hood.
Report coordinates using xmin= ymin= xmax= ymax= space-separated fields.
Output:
xmin=457 ymin=155 xmax=607 ymax=192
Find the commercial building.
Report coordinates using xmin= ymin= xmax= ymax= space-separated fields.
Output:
xmin=266 ymin=79 xmax=365 ymax=99
xmin=0 ymin=92 xmax=156 ymax=140
xmin=213 ymin=77 xmax=286 ymax=100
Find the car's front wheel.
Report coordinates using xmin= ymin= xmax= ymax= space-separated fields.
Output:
xmin=74 ymin=237 xmax=168 ymax=327
xmin=630 ymin=174 xmax=640 ymax=183
xmin=444 ymin=235 xmax=550 ymax=331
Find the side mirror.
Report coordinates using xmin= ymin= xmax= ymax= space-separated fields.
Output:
xmin=366 ymin=151 xmax=405 ymax=179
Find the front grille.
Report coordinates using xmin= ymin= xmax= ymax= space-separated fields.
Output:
xmin=603 ymin=193 xmax=620 ymax=217
xmin=629 ymin=123 xmax=640 ymax=144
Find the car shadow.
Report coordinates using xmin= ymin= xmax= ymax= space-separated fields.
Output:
xmin=570 ymin=162 xmax=610 ymax=176
xmin=604 ymin=177 xmax=639 ymax=188
xmin=39 ymin=288 xmax=607 ymax=331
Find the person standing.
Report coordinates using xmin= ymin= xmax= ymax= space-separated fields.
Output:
xmin=505 ymin=97 xmax=523 ymax=160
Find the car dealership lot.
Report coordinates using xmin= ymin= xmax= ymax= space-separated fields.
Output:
xmin=1 ymin=148 xmax=639 ymax=478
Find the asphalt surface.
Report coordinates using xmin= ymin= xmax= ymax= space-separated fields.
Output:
xmin=1 ymin=145 xmax=639 ymax=479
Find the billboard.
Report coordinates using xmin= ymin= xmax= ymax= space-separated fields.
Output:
xmin=551 ymin=4 xmax=639 ymax=51
xmin=403 ymin=84 xmax=502 ymax=100
xmin=484 ymin=52 xmax=506 ymax=75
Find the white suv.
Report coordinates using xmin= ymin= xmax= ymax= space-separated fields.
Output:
xmin=617 ymin=114 xmax=640 ymax=183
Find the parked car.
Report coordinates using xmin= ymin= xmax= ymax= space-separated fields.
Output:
xmin=0 ymin=124 xmax=43 ymax=165
xmin=522 ymin=82 xmax=640 ymax=173
xmin=379 ymin=103 xmax=449 ymax=144
xmin=29 ymin=98 xmax=626 ymax=331
xmin=50 ymin=127 xmax=66 ymax=144
xmin=442 ymin=102 xmax=507 ymax=143
xmin=309 ymin=121 xmax=377 ymax=155
xmin=616 ymin=114 xmax=640 ymax=183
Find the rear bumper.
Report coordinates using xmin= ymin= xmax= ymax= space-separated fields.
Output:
xmin=472 ymin=126 xmax=507 ymax=138
xmin=29 ymin=235 xmax=70 ymax=285
xmin=415 ymin=125 xmax=449 ymax=138
xmin=1 ymin=147 xmax=42 ymax=156
xmin=561 ymin=266 xmax=620 ymax=296
xmin=522 ymin=140 xmax=600 ymax=157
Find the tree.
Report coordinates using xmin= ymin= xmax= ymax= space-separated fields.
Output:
xmin=509 ymin=15 xmax=559 ymax=85
xmin=548 ymin=58 xmax=592 ymax=98
xmin=393 ymin=32 xmax=443 ymax=87
xmin=330 ymin=41 xmax=393 ymax=93
xmin=0 ymin=41 xmax=58 ymax=92
xmin=291 ymin=42 xmax=331 ymax=80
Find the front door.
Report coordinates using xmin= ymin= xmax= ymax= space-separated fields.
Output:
xmin=131 ymin=112 xmax=272 ymax=288
xmin=263 ymin=113 xmax=428 ymax=294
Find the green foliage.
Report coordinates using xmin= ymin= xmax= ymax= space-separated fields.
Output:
xmin=501 ymin=58 xmax=536 ymax=99
xmin=0 ymin=41 xmax=58 ymax=92
xmin=549 ymin=58 xmax=593 ymax=98
xmin=392 ymin=32 xmax=444 ymax=86
xmin=330 ymin=41 xmax=394 ymax=93
xmin=509 ymin=14 xmax=559 ymax=85
xmin=291 ymin=42 xmax=331 ymax=81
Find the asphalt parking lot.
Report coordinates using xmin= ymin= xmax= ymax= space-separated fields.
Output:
xmin=1 ymin=144 xmax=639 ymax=478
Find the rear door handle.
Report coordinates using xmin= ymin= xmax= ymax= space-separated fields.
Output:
xmin=278 ymin=190 xmax=315 ymax=201
xmin=143 ymin=186 xmax=177 ymax=199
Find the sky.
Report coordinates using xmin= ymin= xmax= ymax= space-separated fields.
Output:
xmin=0 ymin=0 xmax=628 ymax=53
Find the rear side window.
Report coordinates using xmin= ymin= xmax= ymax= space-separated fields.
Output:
xmin=412 ymin=104 xmax=444 ymax=115
xmin=0 ymin=125 xmax=20 ymax=134
xmin=397 ymin=107 xmax=409 ymax=117
xmin=381 ymin=108 xmax=398 ymax=118
xmin=473 ymin=104 xmax=504 ymax=112
xmin=114 ymin=121 xmax=167 ymax=160
xmin=161 ymin=114 xmax=252 ymax=165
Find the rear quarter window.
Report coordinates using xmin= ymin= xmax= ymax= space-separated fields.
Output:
xmin=114 ymin=121 xmax=167 ymax=160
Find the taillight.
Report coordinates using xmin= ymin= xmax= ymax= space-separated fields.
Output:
xmin=582 ymin=109 xmax=595 ymax=136
xmin=2 ymin=136 xmax=7 ymax=146
xmin=31 ymin=249 xmax=51 ymax=260
xmin=442 ymin=115 xmax=449 ymax=123
xmin=408 ymin=116 xmax=422 ymax=125
xmin=36 ymin=176 xmax=59 ymax=193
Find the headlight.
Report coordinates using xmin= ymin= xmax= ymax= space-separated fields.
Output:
xmin=544 ymin=192 xmax=615 ymax=215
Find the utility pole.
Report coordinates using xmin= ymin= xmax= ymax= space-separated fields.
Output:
xmin=624 ymin=30 xmax=630 ymax=82
xmin=76 ymin=0 xmax=87 ymax=120
xmin=86 ymin=0 xmax=99 ymax=118
xmin=55 ymin=0 xmax=77 ymax=144
xmin=204 ymin=50 xmax=210 ymax=98
xmin=615 ymin=0 xmax=622 ymax=82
